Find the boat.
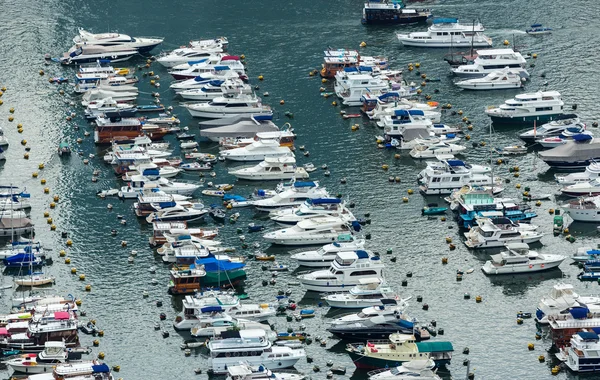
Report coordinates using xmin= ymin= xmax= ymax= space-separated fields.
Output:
xmin=455 ymin=68 xmax=525 ymax=90
xmin=367 ymin=359 xmax=440 ymax=380
xmin=0 ymin=310 xmax=79 ymax=351
xmin=361 ymin=0 xmax=431 ymax=25
xmin=73 ymin=28 xmax=163 ymax=53
xmin=191 ymin=316 xmax=273 ymax=339
xmin=169 ymin=257 xmax=247 ymax=294
xmin=185 ymin=95 xmax=272 ymax=119
xmin=451 ymin=49 xmax=528 ymax=78
xmin=554 ymin=331 xmax=600 ymax=373
xmin=540 ymin=136 xmax=600 ymax=169
xmin=5 ymin=341 xmax=90 ymax=374
xmin=145 ymin=205 xmax=208 ymax=223
xmin=173 ymin=292 xmax=242 ymax=330
xmin=14 ymin=273 xmax=56 ymax=287
xmin=179 ymin=78 xmax=252 ymax=101
xmin=418 ymin=159 xmax=499 ymax=195
xmin=571 ymin=247 xmax=600 ymax=263
xmin=157 ymin=47 xmax=226 ymax=68
xmin=537 ymin=131 xmax=594 ymax=149
xmin=270 ymin=198 xmax=353 ymax=225
xmin=464 ymin=217 xmax=543 ymax=248
xmin=346 ymin=333 xmax=453 ymax=369
xmin=220 ymin=139 xmax=292 ymax=161
xmin=170 ymin=70 xmax=241 ymax=92
xmin=169 ymin=59 xmax=246 ymax=81
xmin=290 ymin=235 xmax=365 ymax=267
xmin=225 ymin=363 xmax=305 ymax=380
xmin=320 ymin=49 xmax=388 ymax=78
xmin=250 ymin=181 xmax=328 ymax=211
xmin=199 ymin=115 xmax=281 ymax=141
xmin=327 ymin=308 xmax=424 ymax=341
xmin=0 ymin=215 xmax=34 ymax=238
xmin=297 ymin=250 xmax=383 ymax=292
xmin=81 ymin=89 xmax=138 ymax=107
xmin=94 ymin=117 xmax=169 ymax=145
xmin=409 ymin=142 xmax=466 ymax=159
xmin=23 ymin=360 xmax=114 ymax=379
xmin=57 ymin=142 xmax=71 ymax=156
xmin=0 ymin=127 xmax=8 ymax=147
xmin=229 ymin=156 xmax=309 ymax=181
xmin=119 ymin=177 xmax=201 ymax=198
xmin=560 ymin=178 xmax=600 ymax=197
xmin=181 ymin=162 xmax=213 ymax=171
xmin=421 ymin=205 xmax=448 ymax=215
xmin=526 ymin=23 xmax=552 ymax=35
xmin=180 ymin=140 xmax=199 ymax=150
xmin=519 ymin=118 xmax=585 ymax=143
xmin=60 ymin=45 xmax=138 ymax=64
xmin=481 ymin=243 xmax=565 ymax=275
xmin=397 ymin=18 xmax=492 ymax=48
xmin=485 ymin=91 xmax=575 ymax=127
xmin=561 ymin=196 xmax=600 ymax=221
xmin=264 ymin=217 xmax=358 ymax=246
xmin=495 ymin=145 xmax=528 ymax=155
xmin=334 ymin=69 xmax=390 ymax=106
xmin=207 ymin=329 xmax=305 ymax=374
xmin=324 ymin=278 xmax=399 ymax=308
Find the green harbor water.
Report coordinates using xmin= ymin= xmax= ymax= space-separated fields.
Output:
xmin=1 ymin=0 xmax=600 ymax=379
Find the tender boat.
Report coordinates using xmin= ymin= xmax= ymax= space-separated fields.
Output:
xmin=397 ymin=18 xmax=492 ymax=48
xmin=526 ymin=23 xmax=552 ymax=35
xmin=73 ymin=28 xmax=163 ymax=52
xmin=324 ymin=278 xmax=398 ymax=308
xmin=361 ymin=0 xmax=431 ymax=25
xmin=451 ymin=48 xmax=527 ymax=78
xmin=220 ymin=139 xmax=292 ymax=161
xmin=481 ymin=243 xmax=565 ymax=275
xmin=485 ymin=91 xmax=574 ymax=127
xmin=463 ymin=217 xmax=543 ymax=248
xmin=367 ymin=359 xmax=440 ymax=380
xmin=561 ymin=196 xmax=600 ymax=221
xmin=346 ymin=333 xmax=453 ymax=369
xmin=229 ymin=156 xmax=309 ymax=181
xmin=519 ymin=118 xmax=585 ymax=143
xmin=207 ymin=329 xmax=305 ymax=374
xmin=250 ymin=181 xmax=328 ymax=211
xmin=270 ymin=198 xmax=353 ymax=225
xmin=455 ymin=68 xmax=524 ymax=90
xmin=297 ymin=250 xmax=384 ymax=292
xmin=409 ymin=142 xmax=466 ymax=159
xmin=264 ymin=217 xmax=357 ymax=246
xmin=186 ymin=94 xmax=272 ymax=119
xmin=290 ymin=235 xmax=365 ymax=267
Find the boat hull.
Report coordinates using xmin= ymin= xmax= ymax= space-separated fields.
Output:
xmin=265 ymin=234 xmax=339 ymax=246
xmin=482 ymin=260 xmax=563 ymax=275
xmin=563 ymin=208 xmax=600 ymax=222
xmin=328 ymin=327 xmax=413 ymax=341
xmin=397 ymin=36 xmax=492 ymax=48
xmin=488 ymin=113 xmax=574 ymax=127
xmin=465 ymin=236 xmax=543 ymax=249
xmin=188 ymin=109 xmax=272 ymax=119
xmin=326 ymin=299 xmax=384 ymax=309
xmin=168 ymin=270 xmax=246 ymax=295
xmin=209 ymin=356 xmax=302 ymax=374
xmin=456 ymin=82 xmax=522 ymax=90
xmin=299 ymin=279 xmax=365 ymax=292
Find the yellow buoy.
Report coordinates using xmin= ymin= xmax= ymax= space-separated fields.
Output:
xmin=17 ymin=123 xmax=22 ymax=128
xmin=59 ymin=250 xmax=66 ymax=257
xmin=50 ymin=202 xmax=56 ymax=208
xmin=551 ymin=366 xmax=560 ymax=375
xmin=17 ymin=128 xmax=23 ymax=134
xmin=331 ymin=101 xmax=337 ymax=106
xmin=420 ymin=81 xmax=426 ymax=87
xmin=71 ymin=267 xmax=77 ymax=274
xmin=416 ymin=89 xmax=422 ymax=94
xmin=85 ymin=284 xmax=92 ymax=292
xmin=496 ymin=159 xmax=503 ymax=165
xmin=98 ymin=352 xmax=105 ymax=360
xmin=536 ymin=201 xmax=542 ymax=206
xmin=50 ymin=224 xmax=56 ymax=231
xmin=382 ymin=164 xmax=389 ymax=170
xmin=528 ymin=343 xmax=535 ymax=350
xmin=351 ymin=124 xmax=359 ymax=131
xmin=1 ymin=87 xmax=5 ymax=92
xmin=75 ymin=299 xmax=82 ymax=306
xmin=441 ymin=257 xmax=448 ymax=264
xmin=24 ymin=153 xmax=29 ymax=159
xmin=0 ymin=100 xmax=3 ymax=105
xmin=9 ymin=107 xmax=14 ymax=114
xmin=523 ymin=191 xmax=529 ymax=197
xmin=549 ymin=209 xmax=555 ymax=214
xmin=66 ymin=239 xmax=73 ymax=246
xmin=150 ymin=79 xmax=155 ymax=86
xmin=46 ymin=217 xmax=53 ymax=224
xmin=465 ymin=135 xmax=471 ymax=140
xmin=79 ymin=274 xmax=85 ymax=281
xmin=445 ymin=237 xmax=452 ymax=244
xmin=476 ymin=295 xmax=482 ymax=303
xmin=39 ymin=70 xmax=45 ymax=76
xmin=112 ymin=365 xmax=120 ymax=372
xmin=532 ymin=53 xmax=538 ymax=59
xmin=43 ymin=211 xmax=49 ymax=217
xmin=98 ymin=330 xmax=104 ymax=337
xmin=407 ymin=189 xmax=414 ymax=195
xmin=402 ymin=197 xmax=408 ymax=203
xmin=226 ymin=203 xmax=233 ymax=209
xmin=503 ymin=39 xmax=510 ymax=46
xmin=394 ymin=154 xmax=400 ymax=159
xmin=421 ymin=73 xmax=427 ymax=79
xmin=321 ymin=78 xmax=327 ymax=84
xmin=457 ymin=110 xmax=463 ymax=115
xmin=240 ymin=54 xmax=246 ymax=60
xmin=408 ymin=66 xmax=413 ymax=71
xmin=32 ymin=172 xmax=38 ymax=178
xmin=64 ymin=258 xmax=71 ymax=264
xmin=21 ymin=139 xmax=27 ymax=146
xmin=258 ymin=75 xmax=264 ymax=81
xmin=38 ymin=163 xmax=44 ymax=169
xmin=564 ymin=227 xmax=570 ymax=234
xmin=40 ymin=179 xmax=47 ymax=185
xmin=93 ymin=340 xmax=100 ymax=347
xmin=279 ymin=100 xmax=285 ymax=105
xmin=54 ymin=195 xmax=60 ymax=202
xmin=415 ymin=63 xmax=420 ymax=68
xmin=359 ymin=41 xmax=367 ymax=48
xmin=43 ymin=187 xmax=49 ymax=194
xmin=516 ymin=183 xmax=521 ymax=189
xmin=8 ymin=116 xmax=13 ymax=122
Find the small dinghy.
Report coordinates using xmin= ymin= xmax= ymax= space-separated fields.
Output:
xmin=256 ymin=253 xmax=276 ymax=261
xmin=180 ymin=140 xmax=199 ymax=150
xmin=79 ymin=320 xmax=99 ymax=335
xmin=526 ymin=23 xmax=552 ymax=35
xmin=422 ymin=203 xmax=448 ymax=216
xmin=180 ymin=162 xmax=212 ymax=171
xmin=96 ymin=189 xmax=120 ymax=198
xmin=296 ymin=309 xmax=315 ymax=318
xmin=303 ymin=163 xmax=317 ymax=173
xmin=247 ymin=223 xmax=265 ymax=233
xmin=176 ymin=132 xmax=195 ymax=140
xmin=202 ymin=189 xmax=225 ymax=197
xmin=496 ymin=145 xmax=528 ymax=155
xmin=268 ymin=262 xmax=289 ymax=271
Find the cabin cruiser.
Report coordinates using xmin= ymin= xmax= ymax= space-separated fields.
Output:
xmin=464 ymin=217 xmax=544 ymax=248
xmin=207 ymin=329 xmax=305 ymax=374
xmin=519 ymin=118 xmax=585 ymax=143
xmin=191 ymin=315 xmax=274 ymax=338
xmin=229 ymin=156 xmax=309 ymax=181
xmin=451 ymin=49 xmax=527 ymax=78
xmin=270 ymin=198 xmax=353 ymax=225
xmin=173 ymin=292 xmax=241 ymax=330
xmin=169 ymin=69 xmax=241 ymax=92
xmin=122 ymin=163 xmax=182 ymax=181
xmin=85 ymin=97 xmax=136 ymax=118
xmin=249 ymin=181 xmax=328 ymax=211
xmin=73 ymin=28 xmax=163 ymax=53
xmin=179 ymin=78 xmax=252 ymax=101
xmin=220 ymin=129 xmax=295 ymax=149
xmin=291 ymin=235 xmax=365 ymax=267
xmin=418 ymin=159 xmax=499 ymax=195
xmin=560 ymin=178 xmax=600 ymax=197
xmin=220 ymin=139 xmax=292 ymax=161
xmin=264 ymin=217 xmax=357 ymax=246
xmin=145 ymin=205 xmax=208 ymax=223
xmin=186 ymin=94 xmax=272 ymax=119
xmin=366 ymin=95 xmax=438 ymax=121
xmin=409 ymin=142 xmax=466 ymax=159
xmin=368 ymin=359 xmax=440 ymax=380
xmin=485 ymin=91 xmax=573 ymax=127
xmin=5 ymin=341 xmax=90 ymax=374
xmin=482 ymin=243 xmax=565 ymax=275
xmin=224 ymin=363 xmax=305 ymax=380
xmin=334 ymin=70 xmax=390 ymax=106
xmin=455 ymin=68 xmax=525 ymax=90
xmin=561 ymin=196 xmax=600 ymax=222
xmin=540 ymin=136 xmax=600 ymax=169
xmin=362 ymin=0 xmax=431 ymax=25
xmin=324 ymin=278 xmax=398 ymax=308
xmin=60 ymin=45 xmax=138 ymax=64
xmin=535 ymin=283 xmax=600 ymax=324
xmin=397 ymin=18 xmax=492 ymax=48
xmin=536 ymin=130 xmax=593 ymax=149
xmin=169 ymin=58 xmax=246 ymax=81
xmin=157 ymin=47 xmax=225 ymax=68
xmin=23 ymin=361 xmax=114 ymax=379
xmin=200 ymin=115 xmax=281 ymax=141
xmin=378 ymin=109 xmax=432 ymax=130
xmin=81 ymin=88 xmax=137 ymax=106
xmin=297 ymin=250 xmax=384 ymax=292
xmin=119 ymin=176 xmax=200 ymax=198
xmin=74 ymin=76 xmax=138 ymax=94
xmin=556 ymin=331 xmax=600 ymax=373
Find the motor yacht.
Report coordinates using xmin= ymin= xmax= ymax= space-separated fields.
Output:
xmin=21 ymin=361 xmax=114 ymax=379
xmin=418 ymin=159 xmax=499 ymax=195
xmin=220 ymin=139 xmax=292 ymax=161
xmin=249 ymin=181 xmax=328 ymax=211
xmin=179 ymin=79 xmax=252 ymax=101
xmin=397 ymin=18 xmax=492 ymax=48
xmin=169 ymin=69 xmax=241 ymax=92
xmin=485 ymin=91 xmax=573 ymax=127
xmin=145 ymin=205 xmax=208 ymax=224
xmin=365 ymin=95 xmax=438 ymax=121
xmin=324 ymin=278 xmax=399 ymax=308
xmin=362 ymin=0 xmax=431 ymax=25
xmin=191 ymin=316 xmax=273 ymax=338
xmin=81 ymin=88 xmax=137 ymax=106
xmin=207 ymin=329 xmax=305 ymax=374
xmin=519 ymin=118 xmax=585 ymax=143
xmin=540 ymin=136 xmax=600 ymax=169
xmin=173 ymin=292 xmax=241 ymax=330
xmin=119 ymin=176 xmax=200 ymax=198
xmin=224 ymin=363 xmax=305 ymax=380
xmin=482 ymin=243 xmax=565 ymax=275
xmin=264 ymin=216 xmax=357 ymax=246
xmin=536 ymin=130 xmax=593 ymax=149
xmin=5 ymin=341 xmax=90 ymax=374
xmin=409 ymin=142 xmax=466 ymax=159
xmin=73 ymin=28 xmax=163 ymax=53
xmin=378 ymin=108 xmax=432 ymax=130
xmin=451 ymin=48 xmax=527 ymax=77
xmin=60 ymin=45 xmax=138 ymax=64
xmin=535 ymin=283 xmax=600 ymax=324
xmin=297 ymin=250 xmax=384 ymax=292
xmin=560 ymin=178 xmax=600 ymax=197
xmin=169 ymin=57 xmax=246 ymax=80
xmin=269 ymin=198 xmax=353 ymax=225
xmin=229 ymin=156 xmax=309 ymax=181
xmin=334 ymin=71 xmax=390 ymax=106
xmin=557 ymin=331 xmax=600 ymax=373
xmin=367 ymin=359 xmax=440 ymax=380
xmin=186 ymin=94 xmax=271 ymax=119
xmin=464 ymin=217 xmax=543 ymax=248
xmin=157 ymin=47 xmax=225 ymax=68
xmin=455 ymin=68 xmax=525 ymax=90
xmin=290 ymin=235 xmax=365 ymax=267
xmin=561 ymin=196 xmax=600 ymax=222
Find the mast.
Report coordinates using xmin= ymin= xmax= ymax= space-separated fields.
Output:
xmin=470 ymin=19 xmax=475 ymax=58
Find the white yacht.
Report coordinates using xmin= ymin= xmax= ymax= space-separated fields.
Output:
xmin=464 ymin=217 xmax=543 ymax=248
xmin=397 ymin=18 xmax=492 ymax=48
xmin=225 ymin=363 xmax=306 ymax=380
xmin=482 ymin=243 xmax=565 ymax=275
xmin=263 ymin=216 xmax=355 ymax=246
xmin=560 ymin=178 xmax=600 ymax=197
xmin=220 ymin=139 xmax=292 ymax=161
xmin=536 ymin=130 xmax=592 ymax=149
xmin=73 ymin=28 xmax=163 ymax=53
xmin=298 ymin=250 xmax=384 ymax=292
xmin=186 ymin=95 xmax=272 ymax=119
xmin=226 ymin=304 xmax=277 ymax=322
xmin=191 ymin=316 xmax=273 ymax=338
xmin=60 ymin=45 xmax=138 ymax=64
xmin=557 ymin=331 xmax=600 ymax=373
xmin=455 ymin=68 xmax=525 ymax=90
xmin=145 ymin=205 xmax=208 ymax=224
xmin=366 ymin=96 xmax=438 ymax=121
xmin=119 ymin=175 xmax=200 ymax=198
xmin=81 ymin=88 xmax=138 ymax=106
xmin=74 ymin=76 xmax=138 ymax=94
xmin=250 ymin=182 xmax=328 ymax=211
xmin=169 ymin=58 xmax=246 ymax=80
xmin=418 ymin=159 xmax=499 ymax=195
xmin=173 ymin=293 xmax=241 ymax=330
xmin=451 ymin=49 xmax=527 ymax=77
xmin=157 ymin=47 xmax=225 ymax=68
xmin=485 ymin=91 xmax=569 ymax=126
xmin=409 ymin=141 xmax=466 ymax=159
xmin=270 ymin=198 xmax=353 ymax=225
xmin=334 ymin=71 xmax=390 ymax=106
xmin=535 ymin=283 xmax=600 ymax=324
xmin=368 ymin=359 xmax=440 ymax=380
xmin=290 ymin=235 xmax=366 ymax=267
xmin=519 ymin=118 xmax=585 ymax=143
xmin=170 ymin=70 xmax=241 ymax=92
xmin=179 ymin=79 xmax=252 ymax=101
xmin=229 ymin=156 xmax=309 ymax=181
xmin=329 ymin=299 xmax=407 ymax=326
xmin=5 ymin=341 xmax=88 ymax=374
xmin=122 ymin=163 xmax=181 ymax=181
xmin=324 ymin=278 xmax=398 ymax=308
xmin=207 ymin=329 xmax=305 ymax=374
xmin=200 ymin=115 xmax=281 ymax=141
xmin=378 ymin=109 xmax=432 ymax=130
xmin=561 ymin=196 xmax=600 ymax=222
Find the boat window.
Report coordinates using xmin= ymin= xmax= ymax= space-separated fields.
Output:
xmin=451 ymin=177 xmax=460 ymax=182
xmin=535 ymin=107 xmax=553 ymax=112
xmin=350 ymin=270 xmax=378 ymax=276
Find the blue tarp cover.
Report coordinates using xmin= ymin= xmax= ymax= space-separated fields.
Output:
xmin=570 ymin=306 xmax=590 ymax=319
xmin=394 ymin=109 xmax=409 ymax=117
xmin=408 ymin=109 xmax=425 ymax=116
xmin=577 ymin=331 xmax=599 ymax=340
xmin=573 ymin=134 xmax=593 ymax=141
xmin=195 ymin=257 xmax=245 ymax=272
xmin=355 ymin=250 xmax=369 ymax=259
xmin=447 ymin=160 xmax=465 ymax=167
xmin=309 ymin=198 xmax=342 ymax=205
xmin=294 ymin=181 xmax=317 ymax=188
xmin=92 ymin=364 xmax=110 ymax=373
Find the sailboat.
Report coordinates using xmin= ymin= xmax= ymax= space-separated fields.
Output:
xmin=14 ymin=271 xmax=56 ymax=287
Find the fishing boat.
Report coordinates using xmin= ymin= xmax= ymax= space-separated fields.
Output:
xmin=485 ymin=91 xmax=574 ymax=127
xmin=519 ymin=118 xmax=585 ymax=143
xmin=561 ymin=196 xmax=600 ymax=222
xmin=290 ymin=235 xmax=365 ymax=267
xmin=229 ymin=156 xmax=309 ymax=181
xmin=264 ymin=217 xmax=358 ymax=246
xmin=346 ymin=333 xmax=453 ymax=369
xmin=455 ymin=68 xmax=525 ymax=90
xmin=297 ymin=250 xmax=384 ymax=292
xmin=367 ymin=359 xmax=439 ymax=380
xmin=73 ymin=28 xmax=163 ymax=53
xmin=481 ymin=243 xmax=565 ymax=275
xmin=324 ymin=278 xmax=399 ymax=308
xmin=5 ymin=341 xmax=90 ymax=374
xmin=397 ymin=18 xmax=492 ymax=48
xmin=361 ymin=0 xmax=431 ymax=25
xmin=463 ymin=217 xmax=543 ymax=248
xmin=526 ymin=23 xmax=552 ymax=35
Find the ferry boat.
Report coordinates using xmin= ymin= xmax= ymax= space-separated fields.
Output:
xmin=557 ymin=331 xmax=600 ymax=373
xmin=361 ymin=0 xmax=431 ymax=25
xmin=229 ymin=156 xmax=309 ymax=181
xmin=561 ymin=196 xmax=600 ymax=222
xmin=485 ymin=91 xmax=574 ymax=127
xmin=297 ymin=250 xmax=384 ymax=292
xmin=346 ymin=333 xmax=453 ymax=369
xmin=207 ymin=329 xmax=305 ymax=374
xmin=263 ymin=216 xmax=357 ymax=246
xmin=418 ymin=159 xmax=498 ymax=195
xmin=290 ymin=234 xmax=365 ymax=267
xmin=451 ymin=49 xmax=527 ymax=78
xmin=397 ymin=18 xmax=492 ymax=48
xmin=463 ymin=217 xmax=543 ymax=249
xmin=519 ymin=118 xmax=584 ymax=143
xmin=535 ymin=283 xmax=600 ymax=325
xmin=481 ymin=243 xmax=565 ymax=275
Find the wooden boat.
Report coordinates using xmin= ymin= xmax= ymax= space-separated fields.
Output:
xmin=256 ymin=254 xmax=276 ymax=261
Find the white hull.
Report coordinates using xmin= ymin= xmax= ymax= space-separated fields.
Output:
xmin=265 ymin=234 xmax=340 ymax=246
xmin=6 ymin=363 xmax=56 ymax=374
xmin=398 ymin=36 xmax=492 ymax=48
xmin=456 ymin=82 xmax=522 ymax=90
xmin=300 ymin=280 xmax=365 ymax=292
xmin=224 ymin=152 xmax=291 ymax=162
xmin=325 ymin=298 xmax=386 ymax=309
xmin=293 ymin=257 xmax=335 ymax=267
xmin=564 ymin=208 xmax=600 ymax=223
xmin=482 ymin=260 xmax=563 ymax=275
xmin=231 ymin=172 xmax=307 ymax=181
xmin=465 ymin=236 xmax=543 ymax=248
xmin=209 ymin=356 xmax=302 ymax=374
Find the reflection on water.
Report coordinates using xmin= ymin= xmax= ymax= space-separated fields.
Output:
xmin=487 ymin=269 xmax=565 ymax=296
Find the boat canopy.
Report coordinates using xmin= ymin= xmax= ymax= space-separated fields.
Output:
xmin=380 ymin=298 xmax=398 ymax=305
xmin=200 ymin=306 xmax=224 ymax=313
xmin=214 ymin=65 xmax=230 ymax=71
xmin=379 ymin=92 xmax=401 ymax=101
xmin=221 ymin=55 xmax=240 ymax=61
xmin=355 ymin=250 xmax=370 ymax=259
xmin=0 ymin=328 xmax=9 ymax=336
xmin=569 ymin=306 xmax=590 ymax=319
xmin=587 ymin=250 xmax=600 ymax=255
xmin=539 ymin=139 xmax=600 ymax=161
xmin=530 ymin=23 xmax=543 ymax=28
xmin=92 ymin=364 xmax=110 ymax=373
xmin=359 ymin=277 xmax=382 ymax=285
xmin=358 ymin=66 xmax=373 ymax=72
xmin=193 ymin=257 xmax=245 ymax=272
xmin=294 ymin=181 xmax=317 ymax=188
xmin=408 ymin=109 xmax=425 ymax=116
xmin=416 ymin=341 xmax=454 ymax=352
xmin=397 ymin=318 xmax=414 ymax=329
xmin=572 ymin=134 xmax=593 ymax=142
xmin=336 ymin=234 xmax=354 ymax=243
xmin=223 ymin=194 xmax=246 ymax=202
xmin=252 ymin=114 xmax=273 ymax=121
xmin=577 ymin=331 xmax=599 ymax=341
xmin=54 ymin=311 xmax=70 ymax=320
xmin=394 ymin=109 xmax=409 ymax=116
xmin=344 ymin=67 xmax=359 ymax=73
xmin=309 ymin=198 xmax=341 ymax=205
xmin=447 ymin=160 xmax=466 ymax=167
xmin=187 ymin=59 xmax=208 ymax=66
xmin=433 ymin=18 xmax=458 ymax=24
xmin=208 ymin=80 xmax=225 ymax=87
